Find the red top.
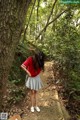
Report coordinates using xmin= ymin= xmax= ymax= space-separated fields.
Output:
xmin=23 ymin=56 xmax=41 ymax=77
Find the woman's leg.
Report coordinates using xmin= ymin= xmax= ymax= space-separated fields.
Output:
xmin=34 ymin=90 xmax=37 ymax=107
xmin=30 ymin=89 xmax=40 ymax=112
xmin=34 ymin=90 xmax=40 ymax=112
xmin=30 ymin=90 xmax=35 ymax=107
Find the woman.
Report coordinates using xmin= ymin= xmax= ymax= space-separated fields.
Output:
xmin=21 ymin=51 xmax=45 ymax=112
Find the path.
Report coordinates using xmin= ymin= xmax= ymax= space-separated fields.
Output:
xmin=21 ymin=62 xmax=70 ymax=120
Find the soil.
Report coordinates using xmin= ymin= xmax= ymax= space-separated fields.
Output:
xmin=8 ymin=62 xmax=70 ymax=120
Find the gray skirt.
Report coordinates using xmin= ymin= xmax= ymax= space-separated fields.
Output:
xmin=25 ymin=74 xmax=43 ymax=91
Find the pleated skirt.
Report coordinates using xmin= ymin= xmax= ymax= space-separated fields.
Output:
xmin=25 ymin=74 xmax=43 ymax=91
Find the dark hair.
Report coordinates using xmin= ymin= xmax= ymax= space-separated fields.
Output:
xmin=32 ymin=51 xmax=45 ymax=71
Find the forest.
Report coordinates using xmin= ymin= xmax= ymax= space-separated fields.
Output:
xmin=0 ymin=0 xmax=80 ymax=120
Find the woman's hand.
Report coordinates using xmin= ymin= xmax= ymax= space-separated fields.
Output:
xmin=21 ymin=64 xmax=31 ymax=77
xmin=26 ymin=69 xmax=31 ymax=77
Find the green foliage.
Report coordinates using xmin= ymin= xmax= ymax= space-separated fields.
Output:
xmin=23 ymin=1 xmax=80 ymax=97
xmin=9 ymin=0 xmax=80 ymax=105
xmin=53 ymin=10 xmax=79 ymax=91
xmin=8 ymin=43 xmax=33 ymax=85
xmin=10 ymin=88 xmax=25 ymax=103
xmin=8 ymin=85 xmax=26 ymax=104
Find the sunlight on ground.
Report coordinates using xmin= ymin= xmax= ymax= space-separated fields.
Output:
xmin=44 ymin=101 xmax=50 ymax=106
xmin=21 ymin=61 xmax=70 ymax=120
xmin=44 ymin=61 xmax=53 ymax=67
xmin=54 ymin=90 xmax=59 ymax=100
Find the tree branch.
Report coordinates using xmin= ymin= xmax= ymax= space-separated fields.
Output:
xmin=46 ymin=0 xmax=58 ymax=29
xmin=23 ymin=0 xmax=36 ymax=42
xmin=37 ymin=0 xmax=40 ymax=21
xmin=47 ymin=8 xmax=69 ymax=27
xmin=39 ymin=0 xmax=57 ymax=41
xmin=27 ymin=40 xmax=41 ymax=51
xmin=36 ymin=8 xmax=69 ymax=40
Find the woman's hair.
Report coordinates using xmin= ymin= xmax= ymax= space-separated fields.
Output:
xmin=32 ymin=51 xmax=45 ymax=71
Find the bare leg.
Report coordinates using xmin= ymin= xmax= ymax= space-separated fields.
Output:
xmin=34 ymin=90 xmax=37 ymax=107
xmin=30 ymin=90 xmax=40 ymax=112
xmin=34 ymin=90 xmax=40 ymax=112
xmin=30 ymin=90 xmax=35 ymax=107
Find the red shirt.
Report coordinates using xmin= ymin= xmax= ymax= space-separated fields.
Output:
xmin=23 ymin=57 xmax=41 ymax=77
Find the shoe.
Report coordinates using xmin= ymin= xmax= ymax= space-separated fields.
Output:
xmin=35 ymin=106 xmax=40 ymax=112
xmin=31 ymin=106 xmax=34 ymax=112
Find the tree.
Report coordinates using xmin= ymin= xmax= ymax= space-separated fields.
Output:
xmin=0 ymin=0 xmax=32 ymax=111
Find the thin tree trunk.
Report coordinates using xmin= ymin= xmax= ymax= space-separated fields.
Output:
xmin=36 ymin=8 xmax=69 ymax=40
xmin=23 ymin=0 xmax=36 ymax=42
xmin=0 ymin=0 xmax=32 ymax=111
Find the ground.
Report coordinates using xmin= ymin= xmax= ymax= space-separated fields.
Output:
xmin=9 ymin=62 xmax=70 ymax=120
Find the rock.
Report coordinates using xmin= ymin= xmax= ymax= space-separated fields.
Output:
xmin=9 ymin=114 xmax=21 ymax=120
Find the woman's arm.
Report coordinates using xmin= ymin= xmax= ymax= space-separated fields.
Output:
xmin=21 ymin=64 xmax=31 ymax=76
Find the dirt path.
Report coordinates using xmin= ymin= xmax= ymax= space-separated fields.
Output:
xmin=21 ymin=62 xmax=70 ymax=120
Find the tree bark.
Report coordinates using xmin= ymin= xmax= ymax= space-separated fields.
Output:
xmin=0 ymin=0 xmax=32 ymax=111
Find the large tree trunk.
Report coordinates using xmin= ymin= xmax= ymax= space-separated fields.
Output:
xmin=0 ymin=0 xmax=32 ymax=111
